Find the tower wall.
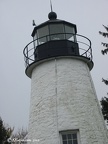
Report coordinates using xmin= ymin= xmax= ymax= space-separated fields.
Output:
xmin=28 ymin=58 xmax=108 ymax=144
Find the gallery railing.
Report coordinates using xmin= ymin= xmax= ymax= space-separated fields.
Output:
xmin=23 ymin=33 xmax=92 ymax=68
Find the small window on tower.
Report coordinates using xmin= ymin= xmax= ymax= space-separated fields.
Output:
xmin=60 ymin=131 xmax=80 ymax=144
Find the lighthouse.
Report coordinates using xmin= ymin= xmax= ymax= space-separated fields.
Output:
xmin=23 ymin=11 xmax=108 ymax=144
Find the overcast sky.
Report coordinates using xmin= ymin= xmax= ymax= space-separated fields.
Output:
xmin=0 ymin=0 xmax=108 ymax=132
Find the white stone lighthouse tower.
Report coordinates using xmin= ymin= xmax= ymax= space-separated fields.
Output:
xmin=23 ymin=11 xmax=108 ymax=144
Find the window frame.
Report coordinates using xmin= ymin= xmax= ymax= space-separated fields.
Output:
xmin=60 ymin=130 xmax=80 ymax=144
xmin=49 ymin=23 xmax=65 ymax=40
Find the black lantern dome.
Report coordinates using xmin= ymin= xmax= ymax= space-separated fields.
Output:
xmin=23 ymin=12 xmax=93 ymax=78
xmin=48 ymin=11 xmax=57 ymax=20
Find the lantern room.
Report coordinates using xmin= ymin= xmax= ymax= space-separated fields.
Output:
xmin=23 ymin=11 xmax=93 ymax=78
xmin=31 ymin=12 xmax=79 ymax=61
xmin=32 ymin=12 xmax=77 ymax=45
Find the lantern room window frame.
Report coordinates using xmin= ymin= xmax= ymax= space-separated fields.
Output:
xmin=32 ymin=21 xmax=77 ymax=46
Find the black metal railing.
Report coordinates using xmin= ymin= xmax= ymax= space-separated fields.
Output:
xmin=23 ymin=33 xmax=92 ymax=68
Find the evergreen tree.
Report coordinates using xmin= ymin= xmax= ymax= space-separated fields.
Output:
xmin=0 ymin=117 xmax=28 ymax=143
xmin=99 ymin=25 xmax=108 ymax=124
xmin=100 ymin=96 xmax=108 ymax=124
xmin=99 ymin=25 xmax=108 ymax=55
xmin=0 ymin=117 xmax=13 ymax=144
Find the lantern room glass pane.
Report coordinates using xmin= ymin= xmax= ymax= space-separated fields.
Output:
xmin=65 ymin=25 xmax=76 ymax=42
xmin=33 ymin=33 xmax=37 ymax=48
xmin=33 ymin=33 xmax=37 ymax=40
xmin=49 ymin=24 xmax=65 ymax=40
xmin=37 ymin=26 xmax=49 ymax=45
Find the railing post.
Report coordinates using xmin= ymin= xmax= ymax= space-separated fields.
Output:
xmin=26 ymin=46 xmax=29 ymax=66
xmin=46 ymin=35 xmax=48 ymax=42
xmin=37 ymin=38 xmax=39 ymax=46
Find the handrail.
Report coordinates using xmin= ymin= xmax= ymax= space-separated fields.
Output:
xmin=23 ymin=33 xmax=92 ymax=68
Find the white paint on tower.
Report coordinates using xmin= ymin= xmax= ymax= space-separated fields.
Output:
xmin=27 ymin=57 xmax=108 ymax=144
